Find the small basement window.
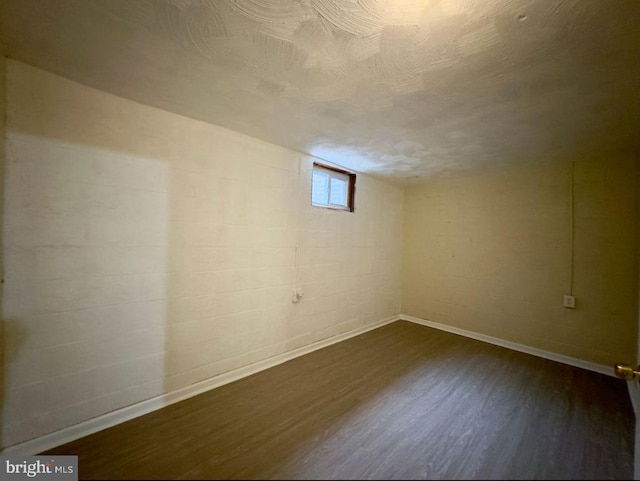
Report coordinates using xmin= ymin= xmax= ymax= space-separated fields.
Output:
xmin=311 ymin=163 xmax=356 ymax=212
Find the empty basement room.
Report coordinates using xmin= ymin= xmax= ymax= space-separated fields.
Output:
xmin=0 ymin=1 xmax=639 ymax=480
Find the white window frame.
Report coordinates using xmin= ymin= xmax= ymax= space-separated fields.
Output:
xmin=311 ymin=163 xmax=356 ymax=212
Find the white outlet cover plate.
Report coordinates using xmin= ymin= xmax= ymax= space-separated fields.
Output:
xmin=563 ymin=295 xmax=576 ymax=309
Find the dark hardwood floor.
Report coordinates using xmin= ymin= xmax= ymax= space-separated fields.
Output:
xmin=44 ymin=321 xmax=634 ymax=480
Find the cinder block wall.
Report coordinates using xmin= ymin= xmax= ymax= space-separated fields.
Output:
xmin=403 ymin=158 xmax=638 ymax=366
xmin=1 ymin=60 xmax=403 ymax=447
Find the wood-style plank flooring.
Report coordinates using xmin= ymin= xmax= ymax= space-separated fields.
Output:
xmin=44 ymin=321 xmax=634 ymax=479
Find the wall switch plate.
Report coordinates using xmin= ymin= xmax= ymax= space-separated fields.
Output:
xmin=563 ymin=294 xmax=576 ymax=309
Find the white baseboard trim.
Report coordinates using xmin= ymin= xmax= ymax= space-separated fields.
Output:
xmin=400 ymin=314 xmax=614 ymax=378
xmin=3 ymin=314 xmax=616 ymax=455
xmin=1 ymin=315 xmax=399 ymax=456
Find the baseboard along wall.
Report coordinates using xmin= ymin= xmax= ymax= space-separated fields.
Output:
xmin=1 ymin=314 xmax=616 ymax=455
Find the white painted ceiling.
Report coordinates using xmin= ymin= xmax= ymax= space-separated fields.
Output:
xmin=1 ymin=0 xmax=639 ymax=181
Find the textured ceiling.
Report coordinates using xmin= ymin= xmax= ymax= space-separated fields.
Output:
xmin=1 ymin=0 xmax=639 ymax=181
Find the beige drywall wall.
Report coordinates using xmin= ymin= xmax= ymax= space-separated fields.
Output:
xmin=1 ymin=60 xmax=403 ymax=448
xmin=403 ymin=158 xmax=638 ymax=366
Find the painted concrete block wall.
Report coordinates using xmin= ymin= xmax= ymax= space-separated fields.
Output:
xmin=1 ymin=60 xmax=403 ymax=448
xmin=403 ymin=159 xmax=638 ymax=366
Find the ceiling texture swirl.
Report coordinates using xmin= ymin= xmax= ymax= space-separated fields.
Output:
xmin=1 ymin=0 xmax=639 ymax=181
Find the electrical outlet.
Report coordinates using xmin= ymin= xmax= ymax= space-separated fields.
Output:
xmin=292 ymin=288 xmax=304 ymax=303
xmin=563 ymin=294 xmax=576 ymax=309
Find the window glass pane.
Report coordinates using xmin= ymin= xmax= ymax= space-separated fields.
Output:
xmin=312 ymin=170 xmax=330 ymax=205
xmin=311 ymin=163 xmax=354 ymax=211
xmin=329 ymin=177 xmax=347 ymax=206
